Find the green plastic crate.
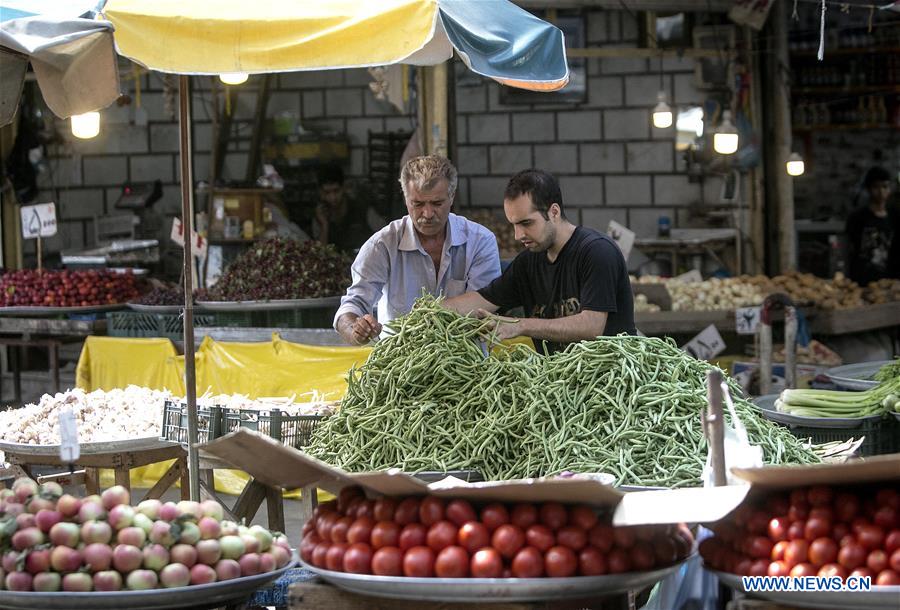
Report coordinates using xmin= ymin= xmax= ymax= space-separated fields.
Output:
xmin=778 ymin=415 xmax=898 ymax=457
xmin=159 ymin=401 xmax=222 ymax=447
xmin=108 ymin=311 xmax=214 ymax=341
xmin=220 ymin=407 xmax=322 ymax=449
xmin=198 ymin=308 xmax=336 ymax=329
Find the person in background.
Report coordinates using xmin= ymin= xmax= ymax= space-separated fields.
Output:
xmin=334 ymin=155 xmax=501 ymax=345
xmin=443 ymin=169 xmax=635 ymax=355
xmin=845 ymin=166 xmax=900 ymax=285
xmin=313 ymin=164 xmax=379 ymax=253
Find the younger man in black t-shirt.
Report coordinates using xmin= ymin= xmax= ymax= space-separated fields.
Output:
xmin=444 ymin=169 xmax=635 ymax=354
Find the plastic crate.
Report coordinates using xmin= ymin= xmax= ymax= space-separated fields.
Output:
xmin=198 ymin=307 xmax=337 ymax=329
xmin=220 ymin=408 xmax=322 ymax=449
xmin=108 ymin=311 xmax=214 ymax=340
xmin=777 ymin=415 xmax=898 ymax=457
xmin=160 ymin=401 xmax=222 ymax=446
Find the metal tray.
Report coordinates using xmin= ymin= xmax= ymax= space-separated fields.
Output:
xmin=197 ymin=297 xmax=342 ymax=311
xmin=127 ymin=303 xmax=189 ymax=314
xmin=0 ymin=303 xmax=126 ymax=317
xmin=300 ymin=558 xmax=686 ymax=603
xmin=0 ymin=558 xmax=297 ymax=610
xmin=751 ymin=394 xmax=883 ymax=429
xmin=825 ymin=360 xmax=892 ymax=391
xmin=710 ymin=569 xmax=900 ymax=610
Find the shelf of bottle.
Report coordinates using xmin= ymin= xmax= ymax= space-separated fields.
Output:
xmin=790 ymin=46 xmax=900 ymax=57
xmin=792 ymin=123 xmax=895 ymax=132
xmin=793 ymin=85 xmax=900 ymax=95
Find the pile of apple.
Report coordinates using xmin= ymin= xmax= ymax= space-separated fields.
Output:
xmin=0 ymin=478 xmax=291 ymax=593
xmin=0 ymin=269 xmax=143 ymax=308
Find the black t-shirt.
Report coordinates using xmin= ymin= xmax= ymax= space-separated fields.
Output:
xmin=478 ymin=226 xmax=636 ymax=354
xmin=845 ymin=205 xmax=900 ymax=285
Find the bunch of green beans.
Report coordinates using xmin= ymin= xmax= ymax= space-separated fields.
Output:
xmin=306 ymin=296 xmax=820 ymax=487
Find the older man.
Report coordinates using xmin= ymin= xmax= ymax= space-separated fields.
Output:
xmin=334 ymin=155 xmax=501 ymax=345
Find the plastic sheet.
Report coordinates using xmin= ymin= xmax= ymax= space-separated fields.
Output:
xmin=76 ymin=336 xmax=185 ymax=394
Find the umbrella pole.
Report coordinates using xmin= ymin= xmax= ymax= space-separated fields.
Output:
xmin=178 ymin=75 xmax=201 ymax=502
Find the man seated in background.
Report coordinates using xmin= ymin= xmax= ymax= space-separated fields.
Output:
xmin=312 ymin=164 xmax=381 ymax=254
xmin=846 ymin=165 xmax=899 ymax=286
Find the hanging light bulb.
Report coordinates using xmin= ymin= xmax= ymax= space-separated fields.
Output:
xmin=786 ymin=152 xmax=805 ymax=176
xmin=652 ymin=91 xmax=673 ymax=129
xmin=219 ymin=72 xmax=248 ymax=86
xmin=70 ymin=112 xmax=100 ymax=139
xmin=713 ymin=110 xmax=739 ymax=155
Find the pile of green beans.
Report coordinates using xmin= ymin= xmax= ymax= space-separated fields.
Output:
xmin=306 ymin=296 xmax=820 ymax=487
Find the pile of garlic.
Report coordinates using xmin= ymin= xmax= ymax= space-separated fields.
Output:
xmin=636 ymin=276 xmax=767 ymax=311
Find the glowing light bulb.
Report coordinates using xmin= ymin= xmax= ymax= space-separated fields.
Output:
xmin=652 ymin=91 xmax=673 ymax=129
xmin=219 ymin=72 xmax=248 ymax=85
xmin=713 ymin=110 xmax=739 ymax=155
xmin=71 ymin=112 xmax=100 ymax=139
xmin=786 ymin=152 xmax=805 ymax=176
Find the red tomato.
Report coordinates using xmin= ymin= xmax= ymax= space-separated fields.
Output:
xmin=337 ymin=486 xmax=364 ymax=513
xmin=789 ymin=503 xmax=810 ymax=522
xmin=767 ymin=494 xmax=790 ymax=518
xmin=892 ymin=549 xmax=900 ymax=573
xmin=354 ymin=499 xmax=375 ymax=521
xmin=511 ymin=546 xmax=544 ymax=578
xmin=480 ymin=503 xmax=510 ymax=533
xmin=835 ymin=493 xmax=860 ymax=522
xmin=612 ymin=527 xmax=636 ymax=550
xmin=746 ymin=511 xmax=769 ymax=535
xmin=373 ymin=498 xmax=397 ymax=522
xmin=330 ymin=516 xmax=353 ymax=543
xmin=556 ymin=526 xmax=587 ymax=552
xmin=568 ymin=505 xmax=599 ymax=531
xmin=807 ymin=486 xmax=833 ymax=508
xmin=867 ymin=549 xmax=888 ymax=573
xmin=419 ymin=497 xmax=445 ymax=526
xmin=545 ymin=545 xmax=578 ymax=577
xmin=746 ymin=560 xmax=767 ymax=577
xmin=607 ymin=548 xmax=631 ymax=574
xmin=343 ymin=543 xmax=373 ymax=574
xmin=875 ymin=569 xmax=900 ymax=586
xmin=876 ymin=489 xmax=900 ymax=510
xmin=810 ymin=507 xmax=834 ymax=523
xmin=784 ymin=540 xmax=809 ymax=568
xmin=849 ymin=567 xmax=874 ymax=580
xmin=426 ymin=521 xmax=459 ymax=553
xmin=653 ymin=537 xmax=678 ymax=565
xmin=839 ymin=534 xmax=856 ymax=548
xmin=311 ymin=543 xmax=331 ymax=568
xmin=790 ymin=562 xmax=818 ymax=577
xmin=833 ymin=523 xmax=850 ymax=542
xmin=734 ymin=559 xmax=753 ymax=576
xmin=470 ymin=548 xmax=503 ymax=578
xmin=325 ymin=543 xmax=348 ymax=571
xmin=394 ymin=498 xmax=421 ymax=525
xmin=300 ymin=532 xmax=321 ymax=563
xmin=838 ymin=543 xmax=868 ymax=570
xmin=771 ymin=540 xmax=789 ymax=562
xmin=748 ymin=536 xmax=774 ymax=559
xmin=588 ymin=524 xmax=615 ymax=553
xmin=510 ymin=504 xmax=539 ymax=530
xmin=434 ymin=546 xmax=469 ymax=578
xmin=371 ymin=546 xmax=403 ymax=576
xmin=631 ymin=541 xmax=656 ymax=571
xmin=539 ymin=503 xmax=568 ymax=531
xmin=347 ymin=516 xmax=375 ymax=545
xmin=371 ymin=521 xmax=401 ymax=549
xmin=458 ymin=521 xmax=491 ymax=554
xmin=790 ymin=489 xmax=806 ymax=506
xmin=817 ymin=563 xmax=847 ymax=580
xmin=578 ymin=546 xmax=607 ymax=576
xmin=344 ymin=497 xmax=364 ymax=519
xmin=491 ymin=524 xmax=526 ymax=559
xmin=885 ymin=530 xmax=900 ymax=554
xmin=525 ymin=525 xmax=556 ymax=553
xmin=445 ymin=500 xmax=477 ymax=527
xmin=768 ymin=517 xmax=789 ymax=542
xmin=316 ymin=512 xmax=339 ymax=541
xmin=874 ymin=507 xmax=898 ymax=531
xmin=788 ymin=521 xmax=806 ymax=541
xmin=858 ymin=525 xmax=885 ymax=551
xmin=805 ymin=517 xmax=832 ymax=541
xmin=398 ymin=523 xmax=427 ymax=552
xmin=809 ymin=538 xmax=838 ymax=567
xmin=402 ymin=546 xmax=435 ymax=577
xmin=768 ymin=560 xmax=791 ymax=577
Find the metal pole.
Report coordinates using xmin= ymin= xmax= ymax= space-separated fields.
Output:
xmin=178 ymin=75 xmax=200 ymax=502
xmin=772 ymin=1 xmax=796 ymax=272
xmin=706 ymin=369 xmax=727 ymax=487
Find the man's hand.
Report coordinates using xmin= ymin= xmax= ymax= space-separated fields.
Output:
xmin=480 ymin=311 xmax=524 ymax=341
xmin=337 ymin=313 xmax=382 ymax=345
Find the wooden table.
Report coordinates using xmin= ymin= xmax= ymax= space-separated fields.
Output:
xmin=0 ymin=437 xmax=188 ymax=501
xmin=197 ymin=452 xmax=286 ymax=533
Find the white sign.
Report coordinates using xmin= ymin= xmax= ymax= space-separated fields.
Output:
xmin=170 ymin=217 xmax=208 ymax=258
xmin=607 ymin=220 xmax=635 ymax=261
xmin=674 ymin=269 xmax=703 ymax=283
xmin=683 ymin=324 xmax=726 ymax=361
xmin=58 ymin=408 xmax=80 ymax=463
xmin=20 ymin=203 xmax=57 ymax=239
xmin=735 ymin=306 xmax=761 ymax=335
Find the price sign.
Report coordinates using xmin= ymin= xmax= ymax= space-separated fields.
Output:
xmin=735 ymin=306 xmax=761 ymax=335
xmin=20 ymin=203 xmax=57 ymax=239
xmin=58 ymin=408 xmax=80 ymax=463
xmin=170 ymin=217 xmax=208 ymax=258
xmin=682 ymin=324 xmax=726 ymax=361
xmin=607 ymin=220 xmax=635 ymax=261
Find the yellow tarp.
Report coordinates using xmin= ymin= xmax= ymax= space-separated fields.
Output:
xmin=76 ymin=336 xmax=185 ymax=394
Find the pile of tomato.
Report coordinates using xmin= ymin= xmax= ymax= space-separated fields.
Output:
xmin=700 ymin=484 xmax=900 ymax=586
xmin=300 ymin=486 xmax=693 ymax=579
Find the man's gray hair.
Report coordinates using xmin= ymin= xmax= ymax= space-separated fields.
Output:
xmin=399 ymin=155 xmax=458 ymax=200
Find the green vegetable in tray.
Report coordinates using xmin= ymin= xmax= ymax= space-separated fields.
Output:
xmin=777 ymin=375 xmax=900 ymax=418
xmin=306 ymin=296 xmax=819 ymax=487
xmin=874 ymin=359 xmax=900 ymax=383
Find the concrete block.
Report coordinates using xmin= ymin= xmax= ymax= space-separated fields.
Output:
xmin=626 ymin=142 xmax=673 ymax=173
xmin=557 ymin=111 xmax=602 ymax=141
xmin=456 ymin=146 xmax=489 ymax=176
xmin=70 ymin=124 xmax=149 ymax=155
xmin=487 ymin=84 xmax=519 ymax=112
xmin=227 ymin=91 xmax=257 ymax=121
xmin=37 ymin=155 xmax=81 ymax=189
xmin=268 ymin=91 xmax=301 ymax=117
xmin=59 ymin=188 xmax=105 ymax=220
xmin=629 ymin=207 xmax=674 ymax=238
xmin=455 ymin=83 xmax=487 ymax=113
xmin=625 ymin=75 xmax=661 ymax=107
xmin=303 ymin=118 xmax=346 ymax=135
xmin=83 ymin=156 xmax=128 ymax=186
xmin=302 ymin=91 xmax=325 ymax=119
xmin=581 ymin=143 xmax=625 ymax=174
xmin=586 ymin=76 xmax=623 ymax=108
xmin=345 ymin=118 xmax=386 ymax=146
xmin=559 ymin=176 xmax=604 ymax=207
xmin=673 ymin=73 xmax=704 ymax=105
xmin=149 ymin=124 xmax=180 ymax=154
xmin=600 ymin=50 xmax=646 ymax=75
xmin=325 ymin=89 xmax=363 ymax=117
xmin=131 ymin=155 xmax=174 ymax=183
xmin=468 ymin=114 xmax=510 ymax=144
xmin=586 ymin=10 xmax=608 ymax=44
xmin=653 ymin=175 xmax=702 ymax=206
xmin=139 ymin=92 xmax=172 ymax=122
xmin=606 ymin=175 xmax=651 ymax=206
xmin=607 ymin=11 xmax=621 ymax=42
xmin=703 ymin=175 xmax=728 ymax=205
xmin=193 ymin=122 xmax=213 ymax=153
xmin=663 ymin=56 xmax=696 ymax=72
xmin=621 ymin=11 xmax=639 ymax=42
xmin=581 ymin=207 xmax=627 ymax=233
xmin=344 ymin=69 xmax=373 ymax=87
xmin=279 ymin=70 xmax=344 ymax=89
xmin=469 ymin=177 xmax=509 ymax=207
xmin=385 ymin=117 xmax=415 ymax=133
xmin=534 ymin=144 xmax=578 ymax=175
xmin=490 ymin=145 xmax=532 ymax=175
xmin=193 ymin=154 xmax=210 ymax=184
xmin=511 ymin=113 xmax=554 ymax=143
xmin=350 ymin=147 xmax=366 ymax=178
xmin=603 ymin=109 xmax=649 ymax=141
xmin=103 ymin=101 xmax=131 ymax=125
xmin=223 ymin=153 xmax=249 ymax=182
xmin=455 ymin=176 xmax=470 ymax=206
xmin=58 ymin=220 xmax=85 ymax=250
xmin=587 ymin=58 xmax=602 ymax=77
xmin=456 ymin=116 xmax=468 ymax=144
xmin=364 ymin=90 xmax=402 ymax=117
